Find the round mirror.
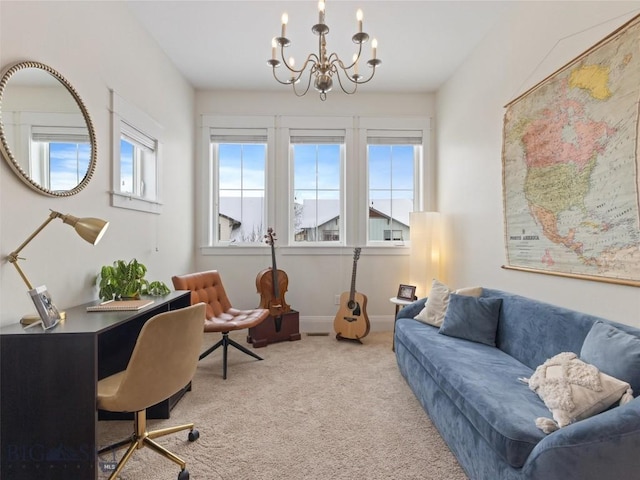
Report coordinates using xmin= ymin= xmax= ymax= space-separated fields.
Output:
xmin=0 ymin=61 xmax=97 ymax=197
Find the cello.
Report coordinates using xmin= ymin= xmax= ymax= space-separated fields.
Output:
xmin=256 ymin=228 xmax=290 ymax=318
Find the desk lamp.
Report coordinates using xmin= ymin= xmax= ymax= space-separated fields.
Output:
xmin=6 ymin=209 xmax=109 ymax=326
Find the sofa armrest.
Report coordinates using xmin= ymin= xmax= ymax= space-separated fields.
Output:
xmin=396 ymin=297 xmax=427 ymax=320
xmin=524 ymin=398 xmax=640 ymax=479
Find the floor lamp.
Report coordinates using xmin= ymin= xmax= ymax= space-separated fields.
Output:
xmin=409 ymin=211 xmax=441 ymax=299
xmin=6 ymin=209 xmax=109 ymax=327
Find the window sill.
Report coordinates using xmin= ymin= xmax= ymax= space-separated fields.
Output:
xmin=110 ymin=192 xmax=163 ymax=214
xmin=200 ymin=245 xmax=410 ymax=256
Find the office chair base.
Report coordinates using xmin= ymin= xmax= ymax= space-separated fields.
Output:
xmin=200 ymin=331 xmax=263 ymax=379
xmin=98 ymin=410 xmax=198 ymax=480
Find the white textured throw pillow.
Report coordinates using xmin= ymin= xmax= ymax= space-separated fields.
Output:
xmin=414 ymin=279 xmax=482 ymax=327
xmin=525 ymin=352 xmax=634 ymax=433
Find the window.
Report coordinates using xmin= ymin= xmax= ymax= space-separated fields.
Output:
xmin=384 ymin=229 xmax=404 ymax=241
xmin=110 ymin=91 xmax=162 ymax=214
xmin=367 ymin=129 xmax=422 ymax=244
xmin=291 ymin=130 xmax=344 ymax=244
xmin=211 ymin=131 xmax=267 ymax=244
xmin=200 ymin=115 xmax=429 ymax=253
xmin=30 ymin=126 xmax=91 ymax=191
xmin=119 ymin=123 xmax=157 ymax=200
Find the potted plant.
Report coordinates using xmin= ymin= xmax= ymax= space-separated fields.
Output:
xmin=98 ymin=259 xmax=170 ymax=301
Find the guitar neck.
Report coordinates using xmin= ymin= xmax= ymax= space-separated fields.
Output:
xmin=349 ymin=251 xmax=360 ymax=302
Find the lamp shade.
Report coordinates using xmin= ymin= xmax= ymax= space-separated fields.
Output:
xmin=409 ymin=212 xmax=441 ymax=299
xmin=61 ymin=214 xmax=110 ymax=245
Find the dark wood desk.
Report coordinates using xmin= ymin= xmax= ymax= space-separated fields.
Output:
xmin=0 ymin=291 xmax=191 ymax=480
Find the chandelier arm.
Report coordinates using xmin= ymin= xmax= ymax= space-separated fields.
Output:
xmin=271 ymin=67 xmax=296 ymax=86
xmin=333 ymin=58 xmax=356 ymax=85
xmin=331 ymin=65 xmax=358 ymax=95
xmin=328 ymin=40 xmax=363 ymax=71
xmin=280 ymin=46 xmax=319 ymax=75
xmin=351 ymin=63 xmax=380 ymax=85
xmin=292 ymin=68 xmax=314 ymax=97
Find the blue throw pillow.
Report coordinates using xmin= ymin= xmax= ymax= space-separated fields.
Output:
xmin=438 ymin=294 xmax=502 ymax=346
xmin=581 ymin=321 xmax=640 ymax=395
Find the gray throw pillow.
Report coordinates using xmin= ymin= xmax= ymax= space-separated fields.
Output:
xmin=581 ymin=321 xmax=640 ymax=395
xmin=438 ymin=294 xmax=502 ymax=346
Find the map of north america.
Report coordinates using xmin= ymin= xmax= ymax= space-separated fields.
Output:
xmin=503 ymin=20 xmax=640 ymax=282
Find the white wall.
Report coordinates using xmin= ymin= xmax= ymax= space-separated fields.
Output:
xmin=437 ymin=1 xmax=640 ymax=326
xmin=194 ymin=91 xmax=435 ymax=331
xmin=0 ymin=1 xmax=195 ymax=326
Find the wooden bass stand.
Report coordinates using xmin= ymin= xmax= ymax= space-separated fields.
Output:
xmin=247 ymin=310 xmax=301 ymax=348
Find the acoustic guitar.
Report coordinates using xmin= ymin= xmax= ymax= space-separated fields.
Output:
xmin=333 ymin=247 xmax=370 ymax=342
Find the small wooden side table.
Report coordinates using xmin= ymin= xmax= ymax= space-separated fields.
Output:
xmin=390 ymin=296 xmax=414 ymax=351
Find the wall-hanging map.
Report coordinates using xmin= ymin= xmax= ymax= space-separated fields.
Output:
xmin=502 ymin=14 xmax=640 ymax=286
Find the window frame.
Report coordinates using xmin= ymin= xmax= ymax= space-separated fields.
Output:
xmin=200 ymin=115 xmax=276 ymax=249
xmin=288 ymin=125 xmax=347 ymax=246
xmin=199 ymin=115 xmax=431 ymax=255
xmin=211 ymin=130 xmax=268 ymax=246
xmin=359 ymin=117 xmax=430 ymax=248
xmin=30 ymin=124 xmax=92 ymax=191
xmin=110 ymin=90 xmax=163 ymax=214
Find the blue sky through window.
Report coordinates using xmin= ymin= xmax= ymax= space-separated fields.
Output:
xmin=294 ymin=144 xmax=340 ymax=201
xmin=368 ymin=145 xmax=414 ymax=200
xmin=120 ymin=139 xmax=134 ymax=193
xmin=48 ymin=142 xmax=91 ymax=190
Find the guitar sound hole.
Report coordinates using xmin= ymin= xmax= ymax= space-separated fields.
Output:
xmin=347 ymin=300 xmax=356 ymax=310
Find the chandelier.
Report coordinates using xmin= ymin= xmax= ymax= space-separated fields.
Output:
xmin=267 ymin=1 xmax=381 ymax=101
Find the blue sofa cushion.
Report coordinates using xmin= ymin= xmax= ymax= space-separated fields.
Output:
xmin=481 ymin=289 xmax=597 ymax=370
xmin=396 ymin=318 xmax=549 ymax=468
xmin=581 ymin=321 xmax=640 ymax=395
xmin=439 ymin=294 xmax=502 ymax=346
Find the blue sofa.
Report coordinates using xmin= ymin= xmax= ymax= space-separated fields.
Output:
xmin=394 ymin=288 xmax=640 ymax=480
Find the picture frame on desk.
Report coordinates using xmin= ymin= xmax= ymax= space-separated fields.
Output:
xmin=397 ymin=284 xmax=417 ymax=301
xmin=28 ymin=285 xmax=61 ymax=330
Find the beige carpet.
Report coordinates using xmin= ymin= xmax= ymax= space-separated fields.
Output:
xmin=97 ymin=331 xmax=467 ymax=480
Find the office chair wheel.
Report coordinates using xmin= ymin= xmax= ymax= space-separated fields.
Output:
xmin=178 ymin=469 xmax=189 ymax=480
xmin=188 ymin=429 xmax=200 ymax=442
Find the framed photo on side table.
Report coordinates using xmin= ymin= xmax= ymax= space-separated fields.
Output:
xmin=397 ymin=284 xmax=417 ymax=301
xmin=28 ymin=285 xmax=62 ymax=330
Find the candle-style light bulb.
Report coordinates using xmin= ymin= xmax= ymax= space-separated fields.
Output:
xmin=353 ymin=53 xmax=359 ymax=75
xmin=356 ymin=9 xmax=363 ymax=33
xmin=271 ymin=37 xmax=277 ymax=60
xmin=318 ymin=1 xmax=325 ymax=24
xmin=372 ymin=38 xmax=378 ymax=59
xmin=281 ymin=13 xmax=288 ymax=38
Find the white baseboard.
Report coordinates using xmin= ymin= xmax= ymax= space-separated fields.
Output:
xmin=300 ymin=315 xmax=394 ymax=334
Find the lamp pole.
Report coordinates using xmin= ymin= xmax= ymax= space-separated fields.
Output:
xmin=6 ymin=210 xmax=63 ymax=290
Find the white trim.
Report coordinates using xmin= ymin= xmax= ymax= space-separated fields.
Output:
xmin=199 ymin=245 xmax=409 ymax=256
xmin=299 ymin=315 xmax=394 ymax=334
xmin=110 ymin=90 xmax=163 ymax=214
xmin=110 ymin=191 xmax=163 ymax=214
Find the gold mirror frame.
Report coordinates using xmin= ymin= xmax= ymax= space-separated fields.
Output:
xmin=0 ymin=61 xmax=97 ymax=197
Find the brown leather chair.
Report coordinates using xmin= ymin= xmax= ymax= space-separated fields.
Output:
xmin=172 ymin=270 xmax=269 ymax=379
xmin=97 ymin=303 xmax=205 ymax=480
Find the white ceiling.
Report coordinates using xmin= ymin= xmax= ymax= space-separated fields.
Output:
xmin=126 ymin=1 xmax=513 ymax=94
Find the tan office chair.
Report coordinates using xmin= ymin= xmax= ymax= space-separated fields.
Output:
xmin=97 ymin=303 xmax=205 ymax=480
xmin=172 ymin=270 xmax=269 ymax=379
